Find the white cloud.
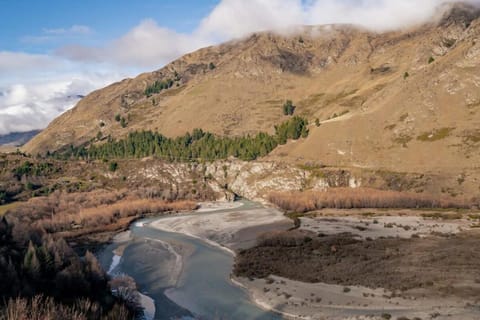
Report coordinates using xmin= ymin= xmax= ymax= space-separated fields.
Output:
xmin=43 ymin=25 xmax=92 ymax=35
xmin=57 ymin=0 xmax=480 ymax=69
xmin=197 ymin=0 xmax=305 ymax=40
xmin=0 ymin=51 xmax=60 ymax=73
xmin=58 ymin=19 xmax=208 ymax=68
xmin=22 ymin=25 xmax=93 ymax=44
xmin=0 ymin=47 xmax=131 ymax=136
xmin=304 ymin=0 xmax=478 ymax=31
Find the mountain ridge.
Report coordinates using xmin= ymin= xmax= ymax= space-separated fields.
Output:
xmin=24 ymin=3 xmax=480 ymax=184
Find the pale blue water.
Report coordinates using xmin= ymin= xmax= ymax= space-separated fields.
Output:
xmin=99 ymin=202 xmax=283 ymax=320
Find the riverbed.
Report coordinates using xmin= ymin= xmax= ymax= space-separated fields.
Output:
xmin=99 ymin=200 xmax=288 ymax=320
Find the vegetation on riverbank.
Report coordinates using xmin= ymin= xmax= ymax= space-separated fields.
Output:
xmin=268 ymin=188 xmax=476 ymax=212
xmin=0 ymin=155 xmax=200 ymax=320
xmin=234 ymin=229 xmax=480 ymax=298
xmin=0 ymin=213 xmax=135 ymax=320
xmin=0 ymin=189 xmax=197 ymax=319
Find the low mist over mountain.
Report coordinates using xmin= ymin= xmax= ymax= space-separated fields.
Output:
xmin=0 ymin=130 xmax=40 ymax=147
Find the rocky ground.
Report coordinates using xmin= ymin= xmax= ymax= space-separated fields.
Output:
xmin=233 ymin=211 xmax=480 ymax=320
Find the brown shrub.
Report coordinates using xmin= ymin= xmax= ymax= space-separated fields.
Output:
xmin=2 ymin=295 xmax=131 ymax=320
xmin=268 ymin=188 xmax=474 ymax=212
xmin=6 ymin=189 xmax=198 ymax=236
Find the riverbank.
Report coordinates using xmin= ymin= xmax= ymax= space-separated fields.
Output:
xmin=233 ymin=211 xmax=480 ymax=320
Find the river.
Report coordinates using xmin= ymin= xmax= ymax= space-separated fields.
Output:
xmin=98 ymin=202 xmax=283 ymax=320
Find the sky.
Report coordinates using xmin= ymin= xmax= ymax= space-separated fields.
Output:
xmin=0 ymin=0 xmax=479 ymax=135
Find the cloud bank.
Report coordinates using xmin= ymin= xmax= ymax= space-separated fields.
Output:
xmin=58 ymin=0 xmax=480 ymax=68
xmin=2 ymin=0 xmax=480 ymax=136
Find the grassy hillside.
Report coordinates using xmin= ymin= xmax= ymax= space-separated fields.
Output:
xmin=23 ymin=4 xmax=480 ymax=184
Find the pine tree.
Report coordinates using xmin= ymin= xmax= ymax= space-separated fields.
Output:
xmin=23 ymin=241 xmax=41 ymax=279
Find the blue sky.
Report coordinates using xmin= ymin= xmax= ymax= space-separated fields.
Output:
xmin=0 ymin=0 xmax=219 ymax=53
xmin=0 ymin=0 xmax=468 ymax=135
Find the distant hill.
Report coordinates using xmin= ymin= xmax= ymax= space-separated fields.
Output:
xmin=0 ymin=130 xmax=40 ymax=147
xmin=23 ymin=3 xmax=480 ymax=188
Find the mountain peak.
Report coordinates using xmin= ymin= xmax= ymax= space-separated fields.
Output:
xmin=436 ymin=2 xmax=480 ymax=28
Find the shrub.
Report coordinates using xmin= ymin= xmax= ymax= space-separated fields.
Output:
xmin=428 ymin=56 xmax=435 ymax=64
xmin=275 ymin=116 xmax=309 ymax=144
xmin=144 ymin=79 xmax=174 ymax=96
xmin=268 ymin=188 xmax=473 ymax=212
xmin=209 ymin=62 xmax=216 ymax=70
xmin=283 ymin=100 xmax=295 ymax=116
xmin=109 ymin=162 xmax=118 ymax=172
xmin=417 ymin=127 xmax=454 ymax=142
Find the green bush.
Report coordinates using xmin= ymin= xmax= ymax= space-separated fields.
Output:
xmin=283 ymin=100 xmax=295 ymax=116
xmin=109 ymin=162 xmax=118 ymax=172
xmin=144 ymin=79 xmax=174 ymax=96
xmin=120 ymin=117 xmax=127 ymax=128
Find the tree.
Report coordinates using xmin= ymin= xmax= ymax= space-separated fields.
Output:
xmin=23 ymin=241 xmax=41 ymax=279
xmin=209 ymin=62 xmax=216 ymax=70
xmin=283 ymin=100 xmax=295 ymax=116
xmin=114 ymin=114 xmax=121 ymax=122
xmin=109 ymin=162 xmax=118 ymax=172
xmin=120 ymin=117 xmax=127 ymax=128
xmin=428 ymin=56 xmax=435 ymax=64
xmin=84 ymin=251 xmax=105 ymax=285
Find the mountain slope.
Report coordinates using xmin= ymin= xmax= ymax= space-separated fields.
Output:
xmin=24 ymin=4 xmax=480 ymax=176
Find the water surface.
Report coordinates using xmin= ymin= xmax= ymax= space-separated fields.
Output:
xmin=99 ymin=203 xmax=282 ymax=320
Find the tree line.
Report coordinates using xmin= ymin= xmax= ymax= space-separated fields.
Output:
xmin=53 ymin=116 xmax=309 ymax=161
xmin=144 ymin=79 xmax=175 ymax=97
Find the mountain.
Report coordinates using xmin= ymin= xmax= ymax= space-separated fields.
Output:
xmin=0 ymin=130 xmax=41 ymax=147
xmin=24 ymin=3 xmax=480 ymax=190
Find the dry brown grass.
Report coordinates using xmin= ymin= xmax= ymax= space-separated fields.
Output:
xmin=0 ymin=203 xmax=20 ymax=216
xmin=6 ymin=189 xmax=197 ymax=239
xmin=268 ymin=188 xmax=474 ymax=213
xmin=1 ymin=295 xmax=131 ymax=320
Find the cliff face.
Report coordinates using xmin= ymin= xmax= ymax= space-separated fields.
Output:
xmin=128 ymin=158 xmax=473 ymax=201
xmin=23 ymin=4 xmax=480 ymax=194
